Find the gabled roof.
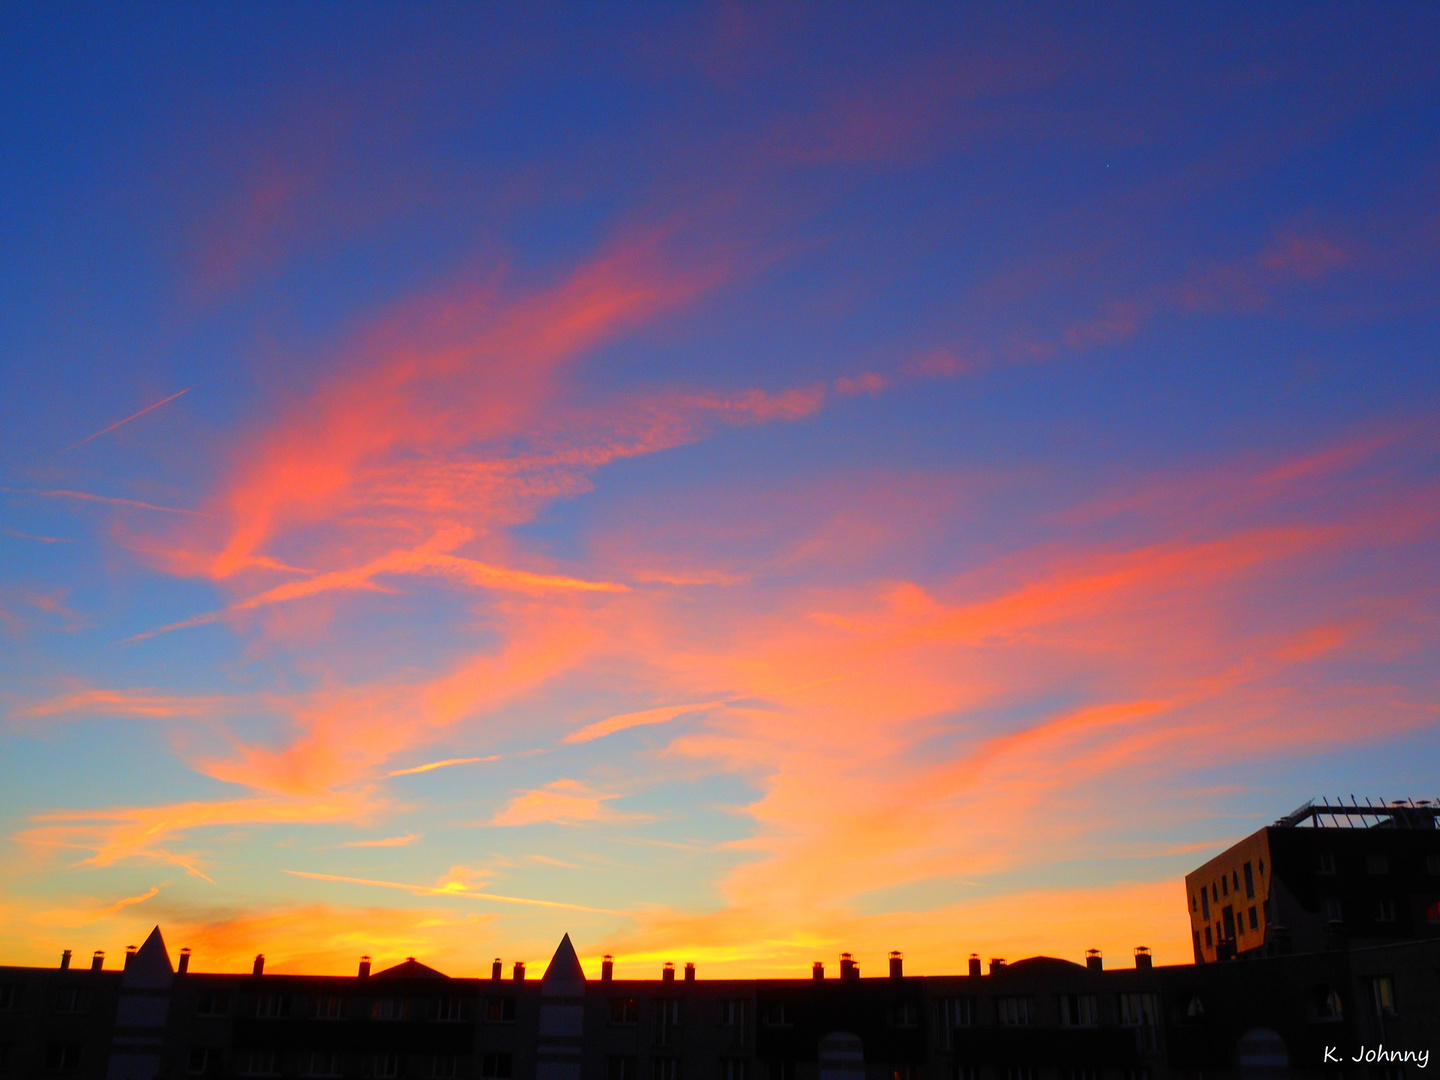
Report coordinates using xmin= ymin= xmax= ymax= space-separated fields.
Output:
xmin=373 ymin=957 xmax=448 ymax=980
xmin=1007 ymin=956 xmax=1084 ymax=973
xmin=123 ymin=925 xmax=174 ymax=989
xmin=542 ymin=933 xmax=585 ymax=985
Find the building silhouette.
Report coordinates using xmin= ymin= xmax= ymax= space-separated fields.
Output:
xmin=1185 ymin=798 xmax=1440 ymax=963
xmin=2 ymin=799 xmax=1439 ymax=1079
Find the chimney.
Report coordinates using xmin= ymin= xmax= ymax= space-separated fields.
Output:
xmin=601 ymin=956 xmax=613 ymax=982
xmin=812 ymin=961 xmax=824 ymax=980
xmin=662 ymin=962 xmax=675 ymax=983
xmin=359 ymin=956 xmax=371 ymax=979
xmin=91 ymin=950 xmax=104 ymax=972
xmin=492 ymin=958 xmax=503 ymax=981
xmin=513 ymin=961 xmax=525 ymax=981
xmin=252 ymin=954 xmax=265 ymax=977
xmin=124 ymin=945 xmax=137 ymax=970
xmin=839 ymin=953 xmax=858 ymax=980
xmin=1133 ymin=946 xmax=1152 ymax=970
xmin=1085 ymin=949 xmax=1102 ymax=972
xmin=178 ymin=948 xmax=191 ymax=975
xmin=888 ymin=951 xmax=903 ymax=979
xmin=684 ymin=962 xmax=695 ymax=983
xmin=60 ymin=950 xmax=72 ymax=971
xmin=989 ymin=958 xmax=1006 ymax=975
xmin=967 ymin=954 xmax=981 ymax=978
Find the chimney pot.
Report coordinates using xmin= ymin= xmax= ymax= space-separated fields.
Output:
xmin=967 ymin=954 xmax=981 ymax=978
xmin=1133 ymin=946 xmax=1152 ymax=970
xmin=662 ymin=962 xmax=675 ymax=983
xmin=812 ymin=961 xmax=824 ymax=980
xmin=178 ymin=948 xmax=191 ymax=975
xmin=252 ymin=954 xmax=265 ymax=977
xmin=684 ymin=962 xmax=695 ymax=983
xmin=601 ymin=956 xmax=613 ymax=982
xmin=989 ymin=958 xmax=1006 ymax=975
xmin=60 ymin=950 xmax=72 ymax=971
xmin=839 ymin=953 xmax=858 ymax=980
xmin=513 ymin=961 xmax=525 ymax=981
xmin=124 ymin=945 xmax=137 ymax=970
xmin=492 ymin=958 xmax=503 ymax=981
xmin=1085 ymin=949 xmax=1102 ymax=972
xmin=91 ymin=950 xmax=104 ymax=972
xmin=359 ymin=956 xmax=371 ymax=979
xmin=888 ymin=951 xmax=903 ymax=979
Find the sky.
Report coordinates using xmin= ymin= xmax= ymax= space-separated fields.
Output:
xmin=1 ymin=4 xmax=1438 ymax=979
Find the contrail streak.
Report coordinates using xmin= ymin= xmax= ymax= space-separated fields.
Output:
xmin=69 ymin=388 xmax=191 ymax=448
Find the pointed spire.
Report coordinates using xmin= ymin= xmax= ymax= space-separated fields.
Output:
xmin=122 ymin=926 xmax=173 ymax=989
xmin=541 ymin=933 xmax=585 ymax=995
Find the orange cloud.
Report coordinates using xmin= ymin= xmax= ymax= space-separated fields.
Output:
xmin=490 ymin=780 xmax=626 ymax=827
xmin=563 ymin=702 xmax=725 ymax=745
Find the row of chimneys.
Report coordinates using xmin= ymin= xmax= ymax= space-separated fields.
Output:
xmin=56 ymin=945 xmax=1153 ymax=978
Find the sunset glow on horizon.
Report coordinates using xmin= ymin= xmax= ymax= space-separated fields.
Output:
xmin=2 ymin=6 xmax=1438 ymax=980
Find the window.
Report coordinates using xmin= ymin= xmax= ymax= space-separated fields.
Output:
xmin=607 ymin=1056 xmax=638 ymax=1080
xmin=1428 ymin=853 xmax=1440 ymax=876
xmin=187 ymin=1047 xmax=223 ymax=1075
xmin=1323 ymin=898 xmax=1343 ymax=923
xmin=1248 ymin=906 xmax=1259 ymax=931
xmin=1058 ymin=994 xmax=1097 ymax=1027
xmin=767 ymin=1064 xmax=792 ymax=1080
xmin=951 ymin=1068 xmax=978 ymax=1080
xmin=1003 ymin=1068 xmax=1035 ymax=1080
xmin=434 ymin=996 xmax=463 ymax=1021
xmin=1190 ymin=893 xmax=1196 ymax=911
xmin=424 ymin=1055 xmax=459 ymax=1079
xmin=1371 ymin=976 xmax=1397 ymax=1017
xmin=1258 ymin=859 xmax=1265 ymax=877
xmin=720 ymin=1061 xmax=750 ymax=1080
xmin=1221 ymin=875 xmax=1228 ymax=897
xmin=54 ymin=988 xmax=90 ymax=1014
xmin=1318 ymin=851 xmax=1337 ymax=875
xmin=1200 ymin=890 xmax=1209 ymax=920
xmin=1066 ymin=1071 xmax=1100 ymax=1080
xmin=889 ymin=1001 xmax=919 ymax=1028
xmin=301 ymin=1051 xmax=342 ymax=1077
xmin=239 ymin=1049 xmax=280 ymax=1077
xmin=1376 ymin=899 xmax=1397 ymax=923
xmin=196 ymin=990 xmax=230 ymax=1017
xmin=0 ymin=985 xmax=17 ymax=1011
xmin=892 ymin=1068 xmax=919 ymax=1080
xmin=936 ymin=996 xmax=974 ymax=1048
xmin=312 ymin=995 xmax=343 ymax=1020
xmin=252 ymin=993 xmax=285 ymax=1019
xmin=1367 ymin=853 xmax=1389 ymax=875
xmin=1204 ymin=925 xmax=1212 ymax=948
xmin=656 ymin=998 xmax=681 ymax=1044
xmin=763 ymin=1002 xmax=791 ymax=1028
xmin=44 ymin=1043 xmax=81 ymax=1071
xmin=370 ymin=997 xmax=407 ymax=1021
xmin=1232 ymin=871 xmax=1239 ymax=892
xmin=654 ymin=1058 xmax=682 ymax=1080
xmin=481 ymin=1053 xmax=513 ymax=1079
xmin=1427 ymin=899 xmax=1440 ymax=924
xmin=365 ymin=1053 xmax=400 ymax=1079
xmin=995 ymin=996 xmax=1032 ymax=1026
xmin=486 ymin=996 xmax=516 ymax=1023
xmin=1118 ymin=993 xmax=1157 ymax=1026
xmin=1184 ymin=996 xmax=1204 ymax=1021
xmin=721 ymin=999 xmax=747 ymax=1029
xmin=1315 ymin=986 xmax=1343 ymax=1021
xmin=1244 ymin=862 xmax=1255 ymax=899
xmin=609 ymin=997 xmax=640 ymax=1025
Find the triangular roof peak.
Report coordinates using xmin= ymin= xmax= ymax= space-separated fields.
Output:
xmin=123 ymin=926 xmax=174 ymax=988
xmin=542 ymin=933 xmax=585 ymax=985
xmin=373 ymin=957 xmax=448 ymax=980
